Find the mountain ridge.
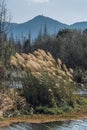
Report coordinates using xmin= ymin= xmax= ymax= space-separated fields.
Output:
xmin=8 ymin=15 xmax=87 ymax=41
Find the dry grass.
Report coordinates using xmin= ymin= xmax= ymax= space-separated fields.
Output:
xmin=10 ymin=49 xmax=74 ymax=84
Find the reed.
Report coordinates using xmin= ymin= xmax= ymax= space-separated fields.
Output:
xmin=10 ymin=49 xmax=77 ymax=107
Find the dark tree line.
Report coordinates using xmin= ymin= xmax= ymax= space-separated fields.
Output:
xmin=4 ymin=28 xmax=87 ymax=71
xmin=30 ymin=29 xmax=87 ymax=70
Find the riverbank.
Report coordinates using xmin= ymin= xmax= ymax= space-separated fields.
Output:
xmin=0 ymin=105 xmax=87 ymax=127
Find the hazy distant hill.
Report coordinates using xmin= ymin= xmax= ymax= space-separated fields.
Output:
xmin=8 ymin=15 xmax=68 ymax=41
xmin=8 ymin=15 xmax=87 ymax=41
xmin=70 ymin=22 xmax=87 ymax=30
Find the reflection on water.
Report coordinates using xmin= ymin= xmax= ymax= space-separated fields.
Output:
xmin=0 ymin=119 xmax=87 ymax=130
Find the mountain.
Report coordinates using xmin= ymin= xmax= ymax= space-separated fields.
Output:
xmin=70 ymin=22 xmax=87 ymax=30
xmin=8 ymin=15 xmax=68 ymax=41
xmin=8 ymin=15 xmax=87 ymax=41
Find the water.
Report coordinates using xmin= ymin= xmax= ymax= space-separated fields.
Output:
xmin=0 ymin=119 xmax=87 ymax=130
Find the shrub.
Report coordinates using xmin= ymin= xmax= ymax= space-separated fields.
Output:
xmin=10 ymin=49 xmax=78 ymax=108
xmin=35 ymin=106 xmax=63 ymax=114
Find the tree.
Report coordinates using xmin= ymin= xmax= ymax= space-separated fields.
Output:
xmin=0 ymin=0 xmax=10 ymax=40
xmin=43 ymin=24 xmax=48 ymax=38
xmin=23 ymin=32 xmax=31 ymax=53
xmin=37 ymin=27 xmax=42 ymax=42
xmin=9 ymin=30 xmax=15 ymax=45
xmin=0 ymin=0 xmax=11 ymax=60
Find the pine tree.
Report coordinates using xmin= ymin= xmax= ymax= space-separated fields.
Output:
xmin=23 ymin=32 xmax=31 ymax=53
xmin=43 ymin=24 xmax=48 ymax=38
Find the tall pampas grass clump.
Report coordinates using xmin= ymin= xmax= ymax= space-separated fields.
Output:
xmin=10 ymin=49 xmax=77 ymax=108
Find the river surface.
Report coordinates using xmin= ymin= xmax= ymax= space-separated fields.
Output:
xmin=0 ymin=119 xmax=87 ymax=130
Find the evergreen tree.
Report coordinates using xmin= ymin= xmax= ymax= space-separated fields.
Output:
xmin=43 ymin=24 xmax=48 ymax=39
xmin=23 ymin=32 xmax=31 ymax=53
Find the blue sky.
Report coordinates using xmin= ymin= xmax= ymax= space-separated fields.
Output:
xmin=7 ymin=0 xmax=87 ymax=24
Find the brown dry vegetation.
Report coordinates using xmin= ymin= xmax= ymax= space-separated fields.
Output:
xmin=10 ymin=49 xmax=74 ymax=84
xmin=10 ymin=49 xmax=78 ymax=109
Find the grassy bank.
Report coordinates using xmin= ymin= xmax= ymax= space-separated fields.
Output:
xmin=0 ymin=104 xmax=87 ymax=127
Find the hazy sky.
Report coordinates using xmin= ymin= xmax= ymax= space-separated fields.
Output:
xmin=7 ymin=0 xmax=87 ymax=24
